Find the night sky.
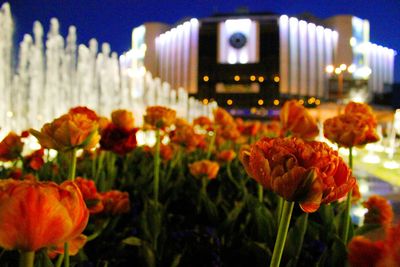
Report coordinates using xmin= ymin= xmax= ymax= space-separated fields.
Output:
xmin=2 ymin=0 xmax=400 ymax=82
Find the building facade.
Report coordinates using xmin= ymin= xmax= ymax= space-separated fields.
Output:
xmin=129 ymin=12 xmax=395 ymax=109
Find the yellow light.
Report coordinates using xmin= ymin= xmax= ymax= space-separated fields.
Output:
xmin=202 ymin=98 xmax=209 ymax=105
xmin=234 ymin=75 xmax=240 ymax=81
xmin=273 ymin=76 xmax=280 ymax=83
xmin=258 ymin=99 xmax=264 ymax=106
xmin=250 ymin=107 xmax=257 ymax=114
xmin=250 ymin=75 xmax=256 ymax=81
xmin=325 ymin=65 xmax=334 ymax=73
xmin=315 ymin=99 xmax=321 ymax=105
xmin=334 ymin=68 xmax=342 ymax=74
xmin=227 ymin=99 xmax=233 ymax=105
xmin=258 ymin=76 xmax=264 ymax=82
xmin=340 ymin=64 xmax=347 ymax=71
xmin=273 ymin=99 xmax=280 ymax=106
xmin=203 ymin=75 xmax=209 ymax=82
xmin=349 ymin=37 xmax=356 ymax=47
xmin=308 ymin=97 xmax=316 ymax=104
xmin=347 ymin=64 xmax=356 ymax=73
xmin=299 ymin=99 xmax=304 ymax=105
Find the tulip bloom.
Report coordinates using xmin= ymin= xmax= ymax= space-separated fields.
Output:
xmin=193 ymin=116 xmax=213 ymax=130
xmin=75 ymin=177 xmax=104 ymax=214
xmin=323 ymin=102 xmax=379 ymax=148
xmin=101 ymin=190 xmax=130 ymax=215
xmin=100 ymin=123 xmax=138 ymax=155
xmin=363 ymin=195 xmax=393 ymax=228
xmin=213 ymin=108 xmax=235 ymax=127
xmin=348 ymin=236 xmax=385 ymax=267
xmin=0 ymin=179 xmax=89 ymax=252
xmin=144 ymin=106 xmax=176 ymax=129
xmin=189 ymin=160 xmax=220 ymax=180
xmin=323 ymin=113 xmax=379 ymax=148
xmin=217 ymin=149 xmax=236 ymax=162
xmin=280 ymin=100 xmax=319 ymax=140
xmin=0 ymin=132 xmax=24 ymax=161
xmin=111 ymin=109 xmax=135 ymax=131
xmin=239 ymin=137 xmax=355 ymax=212
xmin=169 ymin=122 xmax=205 ymax=152
xmin=30 ymin=106 xmax=100 ymax=151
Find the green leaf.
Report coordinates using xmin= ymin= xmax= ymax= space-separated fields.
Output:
xmin=319 ymin=204 xmax=336 ymax=233
xmin=170 ymin=254 xmax=182 ymax=267
xmin=316 ymin=237 xmax=347 ymax=267
xmin=284 ymin=213 xmax=308 ymax=266
xmin=140 ymin=242 xmax=156 ymax=267
xmin=34 ymin=249 xmax=54 ymax=267
xmin=123 ymin=236 xmax=143 ymax=246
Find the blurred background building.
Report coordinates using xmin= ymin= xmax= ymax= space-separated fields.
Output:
xmin=128 ymin=11 xmax=396 ymax=115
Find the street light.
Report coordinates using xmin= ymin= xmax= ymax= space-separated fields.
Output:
xmin=326 ymin=63 xmax=355 ymax=113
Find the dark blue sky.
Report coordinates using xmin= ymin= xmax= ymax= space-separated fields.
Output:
xmin=3 ymin=0 xmax=400 ymax=82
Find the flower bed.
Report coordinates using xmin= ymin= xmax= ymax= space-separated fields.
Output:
xmin=0 ymin=102 xmax=397 ymax=267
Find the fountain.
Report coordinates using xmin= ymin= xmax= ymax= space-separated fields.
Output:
xmin=0 ymin=2 xmax=215 ymax=137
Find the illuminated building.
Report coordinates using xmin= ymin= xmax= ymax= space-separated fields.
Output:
xmin=129 ymin=12 xmax=395 ymax=109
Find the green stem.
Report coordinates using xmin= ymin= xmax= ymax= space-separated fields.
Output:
xmin=55 ymin=254 xmax=64 ymax=267
xmin=64 ymin=242 xmax=69 ymax=267
xmin=206 ymin=128 xmax=216 ymax=159
xmin=154 ymin=128 xmax=161 ymax=202
xmin=68 ymin=148 xmax=77 ymax=181
xmin=87 ymin=218 xmax=111 ymax=241
xmin=270 ymin=200 xmax=294 ymax=267
xmin=95 ymin=151 xmax=105 ymax=184
xmin=226 ymin=162 xmax=244 ymax=196
xmin=201 ymin=178 xmax=208 ymax=195
xmin=341 ymin=146 xmax=353 ymax=244
xmin=19 ymin=251 xmax=35 ymax=267
xmin=258 ymin=184 xmax=264 ymax=203
xmin=276 ymin=196 xmax=283 ymax=224
xmin=348 ymin=146 xmax=353 ymax=169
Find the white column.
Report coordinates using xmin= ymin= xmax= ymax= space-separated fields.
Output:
xmin=289 ymin=17 xmax=299 ymax=95
xmin=189 ymin=18 xmax=199 ymax=94
xmin=298 ymin=20 xmax=307 ymax=96
xmin=279 ymin=15 xmax=289 ymax=95
xmin=182 ymin=21 xmax=191 ymax=90
xmin=307 ymin=23 xmax=317 ymax=97
xmin=316 ymin=26 xmax=324 ymax=98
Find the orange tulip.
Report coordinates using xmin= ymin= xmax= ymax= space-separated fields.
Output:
xmin=101 ymin=190 xmax=130 ymax=215
xmin=345 ymin=101 xmax=377 ymax=126
xmin=0 ymin=179 xmax=89 ymax=252
xmin=160 ymin=144 xmax=174 ymax=161
xmin=348 ymin=236 xmax=385 ymax=267
xmin=0 ymin=132 xmax=24 ymax=161
xmin=323 ymin=113 xmax=379 ymax=148
xmin=239 ymin=137 xmax=355 ymax=212
xmin=111 ymin=109 xmax=135 ymax=131
xmin=169 ymin=122 xmax=205 ymax=152
xmin=217 ymin=149 xmax=236 ymax=162
xmin=30 ymin=106 xmax=100 ymax=151
xmin=144 ymin=106 xmax=176 ymax=129
xmin=363 ymin=195 xmax=393 ymax=228
xmin=189 ymin=160 xmax=220 ymax=180
xmin=193 ymin=116 xmax=213 ymax=130
xmin=280 ymin=100 xmax=319 ymax=140
xmin=48 ymin=234 xmax=87 ymax=258
xmin=213 ymin=108 xmax=235 ymax=127
xmin=75 ymin=177 xmax=104 ymax=214
xmin=324 ymin=102 xmax=379 ymax=148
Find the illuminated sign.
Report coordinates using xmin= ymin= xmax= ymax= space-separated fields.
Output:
xmin=217 ymin=19 xmax=259 ymax=64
